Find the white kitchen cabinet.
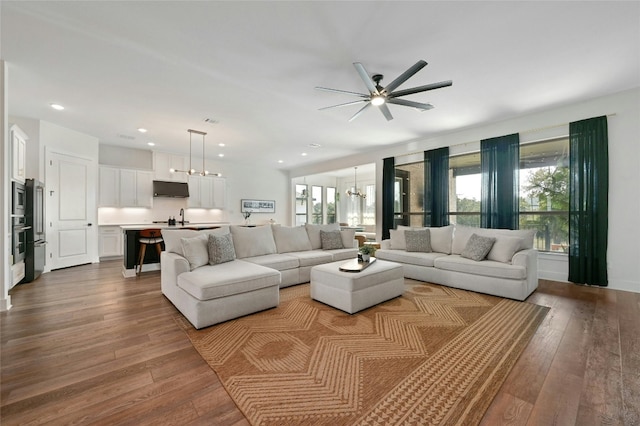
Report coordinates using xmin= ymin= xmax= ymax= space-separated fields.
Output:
xmin=11 ymin=124 xmax=28 ymax=183
xmin=153 ymin=152 xmax=187 ymax=182
xmin=187 ymin=175 xmax=226 ymax=208
xmin=99 ymin=226 xmax=122 ymax=258
xmin=99 ymin=166 xmax=120 ymax=206
xmin=211 ymin=176 xmax=226 ymax=208
xmin=120 ymin=169 xmax=153 ymax=207
xmin=99 ymin=166 xmax=152 ymax=207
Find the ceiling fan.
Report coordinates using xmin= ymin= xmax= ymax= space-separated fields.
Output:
xmin=316 ymin=60 xmax=452 ymax=122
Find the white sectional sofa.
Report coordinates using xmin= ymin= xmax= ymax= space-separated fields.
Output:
xmin=160 ymin=223 xmax=358 ymax=329
xmin=375 ymin=225 xmax=538 ymax=301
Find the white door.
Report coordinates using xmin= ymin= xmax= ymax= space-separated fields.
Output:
xmin=47 ymin=151 xmax=97 ymax=270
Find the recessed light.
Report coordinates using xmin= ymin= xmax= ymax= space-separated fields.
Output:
xmin=278 ymin=160 xmax=284 ymax=164
xmin=50 ymin=103 xmax=64 ymax=110
xmin=218 ymin=143 xmax=225 ymax=147
xmin=301 ymin=152 xmax=308 ymax=156
xmin=137 ymin=128 xmax=148 ymax=133
xmin=147 ymin=142 xmax=155 ymax=146
xmin=218 ymin=153 xmax=224 ymax=157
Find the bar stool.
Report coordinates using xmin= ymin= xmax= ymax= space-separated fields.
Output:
xmin=137 ymin=228 xmax=163 ymax=275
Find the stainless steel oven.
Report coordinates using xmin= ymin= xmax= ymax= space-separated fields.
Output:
xmin=12 ymin=181 xmax=26 ymax=216
xmin=12 ymin=216 xmax=30 ymax=264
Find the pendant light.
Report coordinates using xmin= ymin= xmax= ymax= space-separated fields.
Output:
xmin=170 ymin=129 xmax=222 ymax=177
xmin=346 ymin=166 xmax=366 ymax=198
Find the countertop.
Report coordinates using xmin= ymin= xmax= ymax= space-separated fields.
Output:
xmin=118 ymin=222 xmax=229 ymax=230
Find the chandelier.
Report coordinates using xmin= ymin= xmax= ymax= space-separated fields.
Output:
xmin=170 ymin=129 xmax=221 ymax=177
xmin=346 ymin=166 xmax=366 ymax=199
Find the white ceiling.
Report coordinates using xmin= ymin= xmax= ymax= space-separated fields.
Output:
xmin=2 ymin=1 xmax=639 ymax=171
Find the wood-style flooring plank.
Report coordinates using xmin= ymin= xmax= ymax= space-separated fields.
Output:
xmin=2 ymin=261 xmax=637 ymax=425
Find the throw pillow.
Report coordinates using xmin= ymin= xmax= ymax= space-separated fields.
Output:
xmin=461 ymin=233 xmax=496 ymax=262
xmin=181 ymin=234 xmax=209 ymax=270
xmin=405 ymin=229 xmax=432 ymax=252
xmin=208 ymin=233 xmax=236 ymax=265
xmin=340 ymin=228 xmax=356 ymax=248
xmin=389 ymin=229 xmax=407 ymax=250
xmin=487 ymin=235 xmax=524 ymax=263
xmin=320 ymin=230 xmax=344 ymax=250
xmin=428 ymin=225 xmax=454 ymax=254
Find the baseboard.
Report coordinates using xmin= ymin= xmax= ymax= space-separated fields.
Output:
xmin=0 ymin=295 xmax=12 ymax=311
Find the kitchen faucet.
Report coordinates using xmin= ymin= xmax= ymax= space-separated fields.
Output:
xmin=179 ymin=208 xmax=185 ymax=226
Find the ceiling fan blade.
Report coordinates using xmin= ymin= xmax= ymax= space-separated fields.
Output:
xmin=378 ymin=103 xmax=394 ymax=121
xmin=315 ymin=86 xmax=369 ymax=97
xmin=319 ymin=99 xmax=368 ymax=110
xmin=348 ymin=102 xmax=372 ymax=122
xmin=353 ymin=62 xmax=379 ymax=95
xmin=388 ymin=80 xmax=453 ymax=98
xmin=387 ymin=98 xmax=434 ymax=111
xmin=381 ymin=60 xmax=427 ymax=95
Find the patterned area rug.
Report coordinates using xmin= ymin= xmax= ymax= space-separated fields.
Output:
xmin=179 ymin=280 xmax=548 ymax=426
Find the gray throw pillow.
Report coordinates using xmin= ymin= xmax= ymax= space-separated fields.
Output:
xmin=320 ymin=230 xmax=344 ymax=250
xmin=208 ymin=233 xmax=236 ymax=265
xmin=461 ymin=233 xmax=496 ymax=261
xmin=405 ymin=229 xmax=432 ymax=252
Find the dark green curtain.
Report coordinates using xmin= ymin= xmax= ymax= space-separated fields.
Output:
xmin=481 ymin=133 xmax=520 ymax=229
xmin=423 ymin=147 xmax=450 ymax=227
xmin=569 ymin=116 xmax=608 ymax=286
xmin=382 ymin=157 xmax=395 ymax=240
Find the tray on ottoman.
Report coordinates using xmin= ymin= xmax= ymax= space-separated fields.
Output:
xmin=339 ymin=257 xmax=376 ymax=272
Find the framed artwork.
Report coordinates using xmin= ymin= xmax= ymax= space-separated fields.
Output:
xmin=241 ymin=199 xmax=275 ymax=213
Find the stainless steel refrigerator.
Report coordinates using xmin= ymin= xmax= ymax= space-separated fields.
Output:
xmin=23 ymin=178 xmax=46 ymax=282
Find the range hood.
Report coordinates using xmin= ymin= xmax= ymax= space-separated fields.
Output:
xmin=153 ymin=180 xmax=189 ymax=198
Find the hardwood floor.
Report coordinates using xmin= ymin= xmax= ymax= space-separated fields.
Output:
xmin=1 ymin=260 xmax=638 ymax=425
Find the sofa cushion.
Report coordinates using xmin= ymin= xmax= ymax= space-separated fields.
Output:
xmin=181 ymin=234 xmax=210 ymax=270
xmin=376 ymin=249 xmax=447 ymax=267
xmin=461 ymin=234 xmax=496 ymax=261
xmin=230 ymin=225 xmax=277 ymax=259
xmin=208 ymin=233 xmax=236 ymax=265
xmin=452 ymin=226 xmax=535 ymax=254
xmin=405 ymin=229 xmax=432 ymax=252
xmin=434 ymin=255 xmax=527 ymax=280
xmin=286 ymin=250 xmax=333 ymax=267
xmin=389 ymin=229 xmax=408 ymax=250
xmin=487 ymin=235 xmax=523 ymax=264
xmin=327 ymin=248 xmax=359 ymax=261
xmin=177 ymin=260 xmax=281 ymax=301
xmin=340 ymin=229 xmax=356 ymax=248
xmin=242 ymin=253 xmax=299 ymax=271
xmin=163 ymin=226 xmax=229 ymax=257
xmin=320 ymin=230 xmax=344 ymax=249
xmin=272 ymin=225 xmax=312 ymax=253
xmin=306 ymin=223 xmax=340 ymax=249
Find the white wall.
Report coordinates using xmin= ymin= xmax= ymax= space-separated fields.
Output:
xmin=291 ymin=88 xmax=640 ymax=294
xmin=1 ymin=60 xmax=11 ymax=311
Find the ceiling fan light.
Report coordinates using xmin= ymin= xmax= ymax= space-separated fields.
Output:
xmin=371 ymin=95 xmax=385 ymax=106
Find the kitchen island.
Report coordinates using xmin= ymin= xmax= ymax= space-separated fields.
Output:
xmin=119 ymin=223 xmax=229 ymax=277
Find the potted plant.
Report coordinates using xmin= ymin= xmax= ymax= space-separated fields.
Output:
xmin=359 ymin=244 xmax=376 ymax=262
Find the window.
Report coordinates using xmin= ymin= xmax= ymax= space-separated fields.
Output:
xmin=448 ymin=152 xmax=481 ymax=227
xmin=519 ymin=138 xmax=569 ymax=252
xmin=363 ymin=184 xmax=376 ymax=225
xmin=311 ymin=185 xmax=323 ymax=224
xmin=394 ymin=162 xmax=424 ymax=227
xmin=326 ymin=187 xmax=336 ymax=224
xmin=295 ymin=184 xmax=307 ymax=226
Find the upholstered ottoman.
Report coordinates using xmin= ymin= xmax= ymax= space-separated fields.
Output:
xmin=310 ymin=259 xmax=404 ymax=314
